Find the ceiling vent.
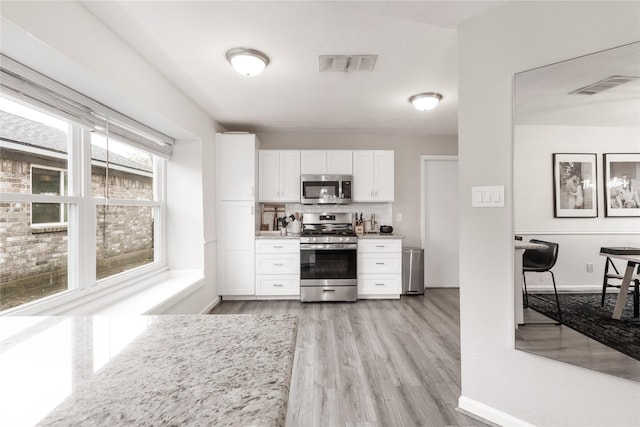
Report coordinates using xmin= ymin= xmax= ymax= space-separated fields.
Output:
xmin=569 ymin=75 xmax=639 ymax=95
xmin=318 ymin=55 xmax=378 ymax=72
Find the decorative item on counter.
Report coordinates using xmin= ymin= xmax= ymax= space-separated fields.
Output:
xmin=260 ymin=224 xmax=269 ymax=231
xmin=288 ymin=216 xmax=302 ymax=235
xmin=262 ymin=204 xmax=285 ymax=231
xmin=280 ymin=214 xmax=300 ymax=236
xmin=379 ymin=225 xmax=393 ymax=234
xmin=354 ymin=212 xmax=365 ymax=235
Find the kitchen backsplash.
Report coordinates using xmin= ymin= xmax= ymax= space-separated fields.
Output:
xmin=285 ymin=203 xmax=392 ymax=227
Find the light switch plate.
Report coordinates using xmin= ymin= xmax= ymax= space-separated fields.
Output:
xmin=472 ymin=186 xmax=505 ymax=207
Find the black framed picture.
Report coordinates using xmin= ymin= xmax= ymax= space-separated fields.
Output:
xmin=552 ymin=153 xmax=597 ymax=218
xmin=603 ymin=153 xmax=640 ymax=217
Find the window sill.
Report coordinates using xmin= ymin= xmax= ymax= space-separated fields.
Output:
xmin=91 ymin=269 xmax=205 ymax=315
xmin=31 ymin=224 xmax=68 ymax=234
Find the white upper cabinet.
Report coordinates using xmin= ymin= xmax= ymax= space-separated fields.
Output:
xmin=326 ymin=150 xmax=353 ymax=174
xmin=259 ymin=150 xmax=300 ymax=202
xmin=353 ymin=150 xmax=394 ymax=202
xmin=300 ymin=150 xmax=352 ymax=175
xmin=300 ymin=150 xmax=326 ymax=174
xmin=216 ymin=133 xmax=258 ymax=200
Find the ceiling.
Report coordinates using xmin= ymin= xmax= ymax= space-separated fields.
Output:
xmin=515 ymin=41 xmax=640 ymax=128
xmin=81 ymin=1 xmax=508 ymax=136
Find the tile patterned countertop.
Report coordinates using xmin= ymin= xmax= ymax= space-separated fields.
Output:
xmin=255 ymin=232 xmax=301 ymax=239
xmin=357 ymin=233 xmax=403 ymax=239
xmin=1 ymin=314 xmax=298 ymax=427
xmin=255 ymin=232 xmax=403 ymax=240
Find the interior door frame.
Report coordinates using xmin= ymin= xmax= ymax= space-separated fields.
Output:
xmin=420 ymin=155 xmax=459 ymax=284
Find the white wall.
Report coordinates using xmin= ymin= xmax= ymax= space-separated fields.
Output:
xmin=515 ymin=125 xmax=639 ymax=233
xmin=1 ymin=1 xmax=222 ymax=313
xmin=515 ymin=125 xmax=640 ymax=289
xmin=458 ymin=2 xmax=640 ymax=426
xmin=258 ymin=131 xmax=457 ymax=247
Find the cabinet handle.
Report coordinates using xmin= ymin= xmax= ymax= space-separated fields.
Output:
xmin=273 ymin=245 xmax=283 ymax=249
xmin=273 ymin=263 xmax=284 ymax=266
xmin=375 ymin=245 xmax=385 ymax=248
xmin=375 ymin=262 xmax=385 ymax=265
xmin=375 ymin=283 xmax=385 ymax=286
xmin=251 ymin=206 xmax=254 ymax=215
xmin=252 ymin=186 xmax=254 ymax=197
xmin=273 ymin=283 xmax=284 ymax=287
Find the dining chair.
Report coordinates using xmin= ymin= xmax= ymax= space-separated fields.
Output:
xmin=522 ymin=239 xmax=563 ymax=324
xmin=601 ymin=256 xmax=639 ymax=318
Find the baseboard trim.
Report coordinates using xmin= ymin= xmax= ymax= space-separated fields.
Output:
xmin=458 ymin=396 xmax=535 ymax=427
xmin=200 ymin=296 xmax=221 ymax=314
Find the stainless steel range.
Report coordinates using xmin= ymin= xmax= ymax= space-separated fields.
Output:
xmin=300 ymin=212 xmax=357 ymax=302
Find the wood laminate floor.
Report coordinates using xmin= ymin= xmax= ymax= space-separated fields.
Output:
xmin=210 ymin=289 xmax=488 ymax=427
xmin=516 ymin=307 xmax=640 ymax=382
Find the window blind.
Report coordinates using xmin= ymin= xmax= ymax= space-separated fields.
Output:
xmin=0 ymin=54 xmax=174 ymax=159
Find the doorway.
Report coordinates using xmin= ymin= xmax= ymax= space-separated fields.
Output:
xmin=421 ymin=156 xmax=459 ymax=288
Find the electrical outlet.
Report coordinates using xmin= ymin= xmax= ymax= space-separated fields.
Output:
xmin=586 ymin=263 xmax=594 ymax=273
xmin=396 ymin=213 xmax=402 ymax=222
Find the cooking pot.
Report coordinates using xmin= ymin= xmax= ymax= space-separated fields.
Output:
xmin=379 ymin=225 xmax=393 ymax=234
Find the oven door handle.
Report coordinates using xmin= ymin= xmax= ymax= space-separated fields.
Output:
xmin=300 ymin=244 xmax=358 ymax=250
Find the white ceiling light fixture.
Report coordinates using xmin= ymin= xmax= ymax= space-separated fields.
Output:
xmin=409 ymin=92 xmax=443 ymax=111
xmin=226 ymin=48 xmax=270 ymax=76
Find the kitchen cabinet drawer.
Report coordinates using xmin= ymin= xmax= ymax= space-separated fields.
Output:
xmin=358 ymin=275 xmax=401 ymax=295
xmin=256 ymin=276 xmax=300 ymax=296
xmin=255 ymin=239 xmax=300 ymax=253
xmin=358 ymin=253 xmax=401 ymax=274
xmin=358 ymin=239 xmax=402 ymax=253
xmin=256 ymin=253 xmax=299 ymax=274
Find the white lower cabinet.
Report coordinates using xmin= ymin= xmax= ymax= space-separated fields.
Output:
xmin=358 ymin=276 xmax=401 ymax=295
xmin=255 ymin=239 xmax=300 ymax=297
xmin=256 ymin=276 xmax=300 ymax=296
xmin=358 ymin=239 xmax=402 ymax=298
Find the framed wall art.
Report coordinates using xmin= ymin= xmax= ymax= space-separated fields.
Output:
xmin=603 ymin=153 xmax=640 ymax=217
xmin=552 ymin=153 xmax=598 ymax=218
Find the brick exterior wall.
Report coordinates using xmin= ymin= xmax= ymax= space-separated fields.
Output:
xmin=0 ymin=148 xmax=153 ymax=310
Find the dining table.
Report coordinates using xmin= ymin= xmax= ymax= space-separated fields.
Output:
xmin=600 ymin=247 xmax=640 ymax=320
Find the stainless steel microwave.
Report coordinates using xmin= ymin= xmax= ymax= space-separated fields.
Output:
xmin=300 ymin=174 xmax=352 ymax=205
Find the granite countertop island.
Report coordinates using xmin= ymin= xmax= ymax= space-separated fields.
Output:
xmin=0 ymin=314 xmax=298 ymax=427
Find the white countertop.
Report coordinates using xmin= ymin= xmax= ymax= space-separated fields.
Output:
xmin=0 ymin=314 xmax=298 ymax=426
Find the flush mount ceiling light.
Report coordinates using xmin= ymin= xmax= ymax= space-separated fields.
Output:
xmin=409 ymin=92 xmax=443 ymax=111
xmin=226 ymin=48 xmax=270 ymax=76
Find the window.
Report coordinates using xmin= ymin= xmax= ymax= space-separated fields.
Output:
xmin=91 ymin=134 xmax=159 ymax=281
xmin=0 ymin=56 xmax=174 ymax=313
xmin=31 ymin=166 xmax=68 ymax=224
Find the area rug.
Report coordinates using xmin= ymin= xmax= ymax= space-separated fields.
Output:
xmin=527 ymin=293 xmax=640 ymax=361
